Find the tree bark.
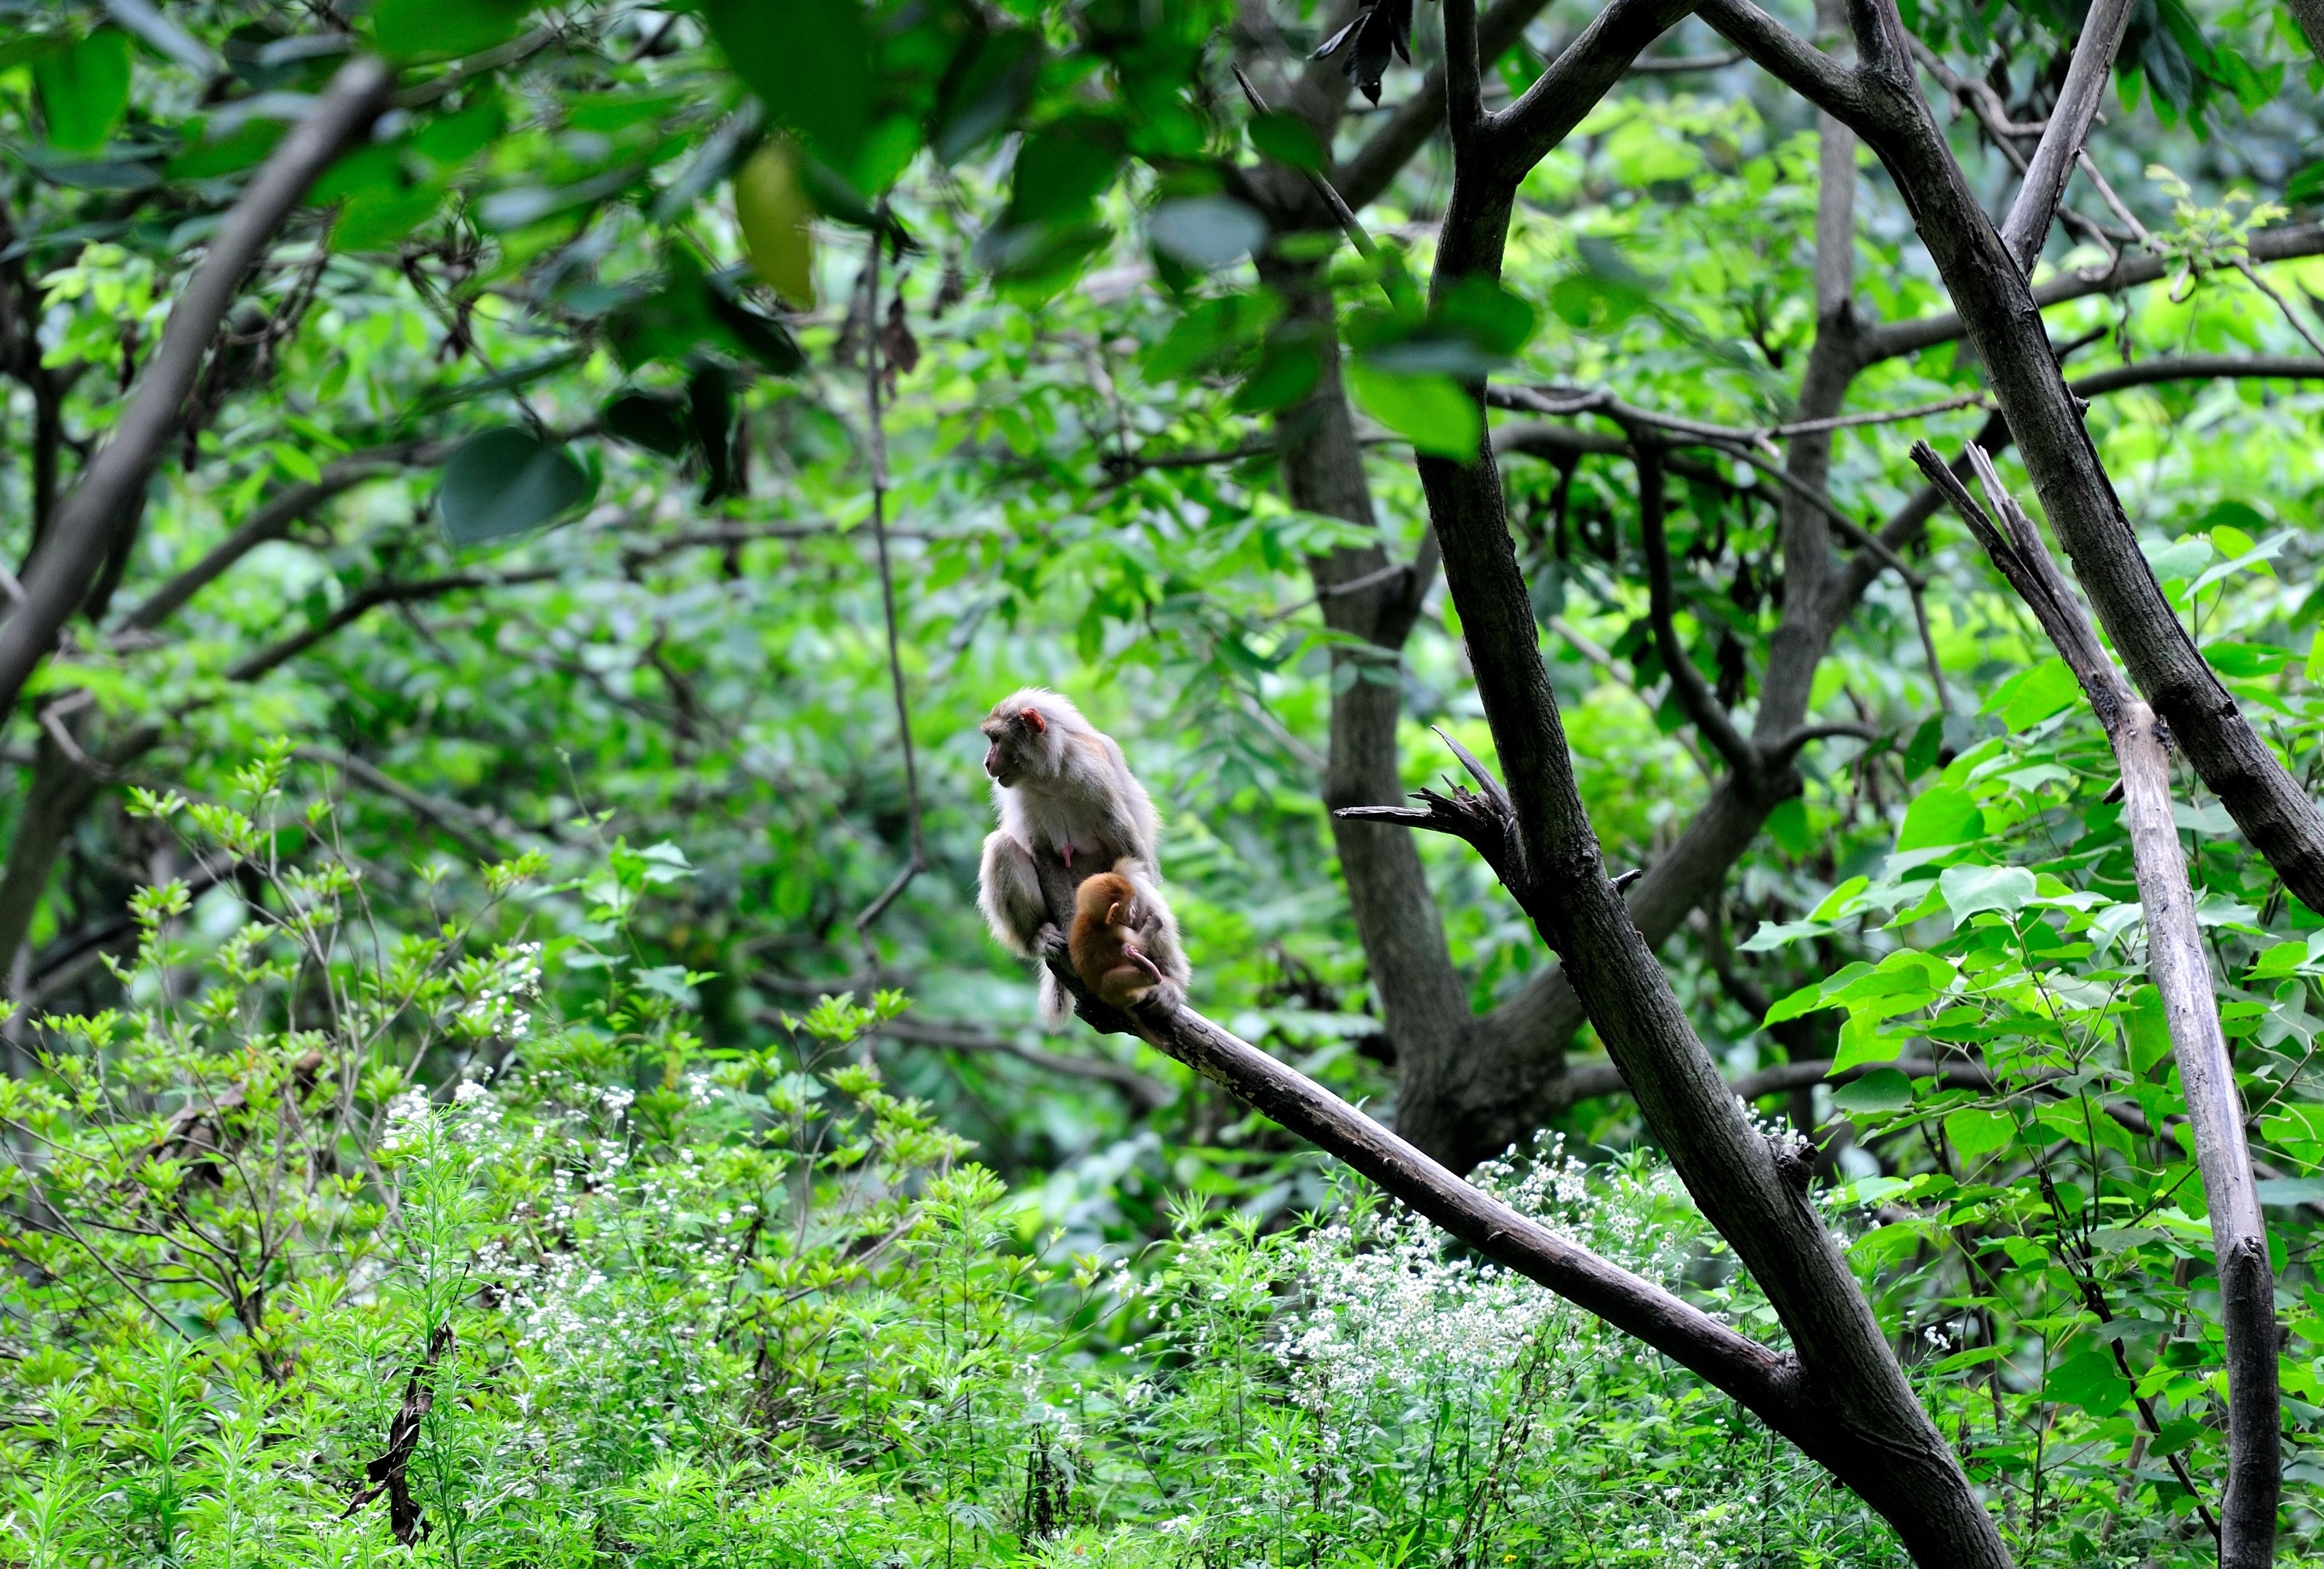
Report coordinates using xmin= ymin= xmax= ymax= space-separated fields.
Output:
xmin=1259 ymin=254 xmax=1475 ymax=1095
xmin=1379 ymin=2 xmax=2013 ymax=1560
xmin=0 ymin=730 xmax=105 ymax=1069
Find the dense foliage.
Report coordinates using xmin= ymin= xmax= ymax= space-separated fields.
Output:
xmin=4 ymin=0 xmax=2324 ymax=1562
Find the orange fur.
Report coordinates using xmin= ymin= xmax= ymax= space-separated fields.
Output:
xmin=1068 ymin=871 xmax=1166 ymax=1008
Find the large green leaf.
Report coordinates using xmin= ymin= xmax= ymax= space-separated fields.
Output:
xmin=1346 ymin=364 xmax=1481 ymax=460
xmin=1897 ymin=783 xmax=1982 ymax=850
xmin=34 ymin=30 xmax=132 ymax=152
xmin=2044 ymin=1348 xmax=2131 ymax=1416
xmin=371 ymin=0 xmax=531 ymax=61
xmin=437 ymin=428 xmax=592 ymax=545
xmin=701 ymin=0 xmax=874 ymax=175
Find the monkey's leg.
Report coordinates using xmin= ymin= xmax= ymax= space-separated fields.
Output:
xmin=977 ymin=830 xmax=1046 ymax=954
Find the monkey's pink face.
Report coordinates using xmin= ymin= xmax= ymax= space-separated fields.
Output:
xmin=981 ymin=705 xmax=1048 ymax=786
xmin=982 ymin=729 xmax=1021 ymax=786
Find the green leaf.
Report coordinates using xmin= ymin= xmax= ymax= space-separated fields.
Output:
xmin=602 ymin=391 xmax=691 ymax=457
xmin=2045 ymin=1347 xmax=2131 ymax=1415
xmin=0 ymin=33 xmax=71 ymax=72
xmin=1765 ymin=980 xmax=1835 ymax=1025
xmin=734 ymin=141 xmax=817 ymax=307
xmin=1005 ymin=129 xmax=1122 ymax=226
xmin=2291 ymin=159 xmax=2324 ymax=206
xmin=1989 ymin=658 xmax=2080 ymax=730
xmin=1498 ymin=42 xmax=1545 ymax=96
xmin=702 ymin=0 xmax=873 ymax=175
xmin=331 ymin=184 xmax=443 ymax=252
xmin=1808 ymin=874 xmax=1869 ymax=922
xmin=1939 ymin=864 xmax=2035 ymax=923
xmin=2143 ymin=533 xmax=2211 ymax=582
xmin=1248 ymin=112 xmax=1325 ymax=171
xmin=1831 ymin=1014 xmax=1901 ymax=1072
xmin=1346 ymin=364 xmax=1481 ymax=459
xmin=1829 ymin=1067 xmax=1915 ymax=1113
xmin=928 ymin=28 xmax=1042 ymax=165
xmin=412 ymin=98 xmax=508 ymax=167
xmin=707 ymin=291 xmax=806 ymax=376
xmin=1903 ymin=714 xmax=1944 ymax=777
xmin=1826 ymin=951 xmax=1950 ymax=1018
xmin=1234 ymin=326 xmax=1325 ymax=412
xmin=35 ymin=29 xmax=132 ymax=153
xmin=1435 ymin=276 xmax=1537 ymax=356
xmin=371 ymin=0 xmax=531 ymax=61
xmin=2123 ymin=983 xmax=2174 ymax=1074
xmin=1767 ymin=797 xmax=1811 ymax=856
xmin=437 ymin=428 xmax=593 ymax=545
xmin=1739 ymin=917 xmax=1831 ymax=953
xmin=1942 ymin=1107 xmax=2015 ymax=1159
xmin=2206 ymin=640 xmax=2293 ymax=678
xmin=1142 ymin=295 xmax=1281 ymax=382
xmin=1148 ymin=196 xmax=1269 ymax=269
xmin=1897 ymin=783 xmax=1982 ymax=850
xmin=167 ymin=120 xmax=286 ymax=181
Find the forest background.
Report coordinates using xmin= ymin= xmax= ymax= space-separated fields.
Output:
xmin=5 ymin=0 xmax=2324 ymax=1564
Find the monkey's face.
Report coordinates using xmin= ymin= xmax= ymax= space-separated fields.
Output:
xmin=981 ymin=704 xmax=1049 ymax=787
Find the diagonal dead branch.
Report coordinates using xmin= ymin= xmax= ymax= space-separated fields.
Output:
xmin=1912 ymin=437 xmax=2278 ymax=1566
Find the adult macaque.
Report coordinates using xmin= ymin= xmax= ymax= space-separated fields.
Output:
xmin=975 ymin=688 xmax=1183 ymax=1025
xmin=1068 ymin=863 xmax=1186 ymax=1009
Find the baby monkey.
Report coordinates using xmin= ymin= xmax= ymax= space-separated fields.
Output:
xmin=1068 ymin=862 xmax=1179 ymax=1009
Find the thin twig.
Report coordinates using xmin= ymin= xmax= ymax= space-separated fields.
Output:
xmin=852 ymin=215 xmax=927 ymax=958
xmin=2229 ymin=258 xmax=2324 ymax=359
xmin=1231 ymin=64 xmax=1383 ymax=266
xmin=1763 ymin=391 xmax=1990 ymax=438
xmin=1912 ymin=438 xmax=2276 ymax=1560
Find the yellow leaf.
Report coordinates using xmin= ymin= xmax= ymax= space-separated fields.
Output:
xmin=734 ymin=141 xmax=815 ymax=307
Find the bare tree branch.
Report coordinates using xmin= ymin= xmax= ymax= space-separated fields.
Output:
xmin=1858 ymin=223 xmax=2324 ymax=364
xmin=1017 ymin=850 xmax=1813 ymax=1434
xmin=1635 ymin=442 xmax=1760 ymax=783
xmin=0 ymin=57 xmax=394 ymax=722
xmin=1913 ymin=438 xmax=2279 ymax=1568
xmin=850 ymin=219 xmax=928 ymax=952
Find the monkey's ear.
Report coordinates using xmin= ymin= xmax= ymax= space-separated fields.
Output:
xmin=1019 ymin=706 xmax=1047 ymax=735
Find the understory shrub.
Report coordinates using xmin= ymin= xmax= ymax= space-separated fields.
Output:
xmin=0 ymin=761 xmax=2283 ymax=1566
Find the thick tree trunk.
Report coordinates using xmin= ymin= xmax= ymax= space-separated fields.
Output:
xmin=1391 ymin=4 xmax=2012 ymax=1557
xmin=1258 ymin=254 xmax=1474 ymax=1116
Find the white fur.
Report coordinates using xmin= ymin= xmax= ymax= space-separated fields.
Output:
xmin=982 ymin=688 xmax=1160 ymax=873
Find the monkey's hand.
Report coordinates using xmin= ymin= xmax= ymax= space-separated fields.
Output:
xmin=1126 ymin=946 xmax=1164 ymax=985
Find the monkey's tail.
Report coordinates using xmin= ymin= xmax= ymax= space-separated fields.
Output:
xmin=1038 ymin=969 xmax=1074 ymax=1032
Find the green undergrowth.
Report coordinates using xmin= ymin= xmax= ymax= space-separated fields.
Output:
xmin=0 ymin=760 xmax=2291 ymax=1567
